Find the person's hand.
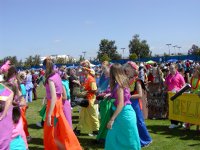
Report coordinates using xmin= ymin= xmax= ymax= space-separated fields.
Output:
xmin=104 ymin=93 xmax=110 ymax=98
xmin=47 ymin=115 xmax=52 ymax=126
xmin=107 ymin=120 xmax=114 ymax=129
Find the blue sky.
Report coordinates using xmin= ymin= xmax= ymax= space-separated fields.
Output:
xmin=0 ymin=0 xmax=199 ymax=60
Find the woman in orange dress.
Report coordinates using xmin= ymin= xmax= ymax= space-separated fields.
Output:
xmin=43 ymin=58 xmax=82 ymax=150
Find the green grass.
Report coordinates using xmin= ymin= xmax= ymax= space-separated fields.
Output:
xmin=27 ymin=85 xmax=200 ymax=150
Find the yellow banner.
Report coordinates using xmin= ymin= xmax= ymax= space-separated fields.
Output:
xmin=168 ymin=92 xmax=200 ymax=125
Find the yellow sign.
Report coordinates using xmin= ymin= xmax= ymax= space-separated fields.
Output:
xmin=168 ymin=92 xmax=200 ymax=125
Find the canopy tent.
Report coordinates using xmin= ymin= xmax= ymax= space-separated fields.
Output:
xmin=146 ymin=60 xmax=156 ymax=64
xmin=90 ymin=63 xmax=96 ymax=67
xmin=183 ymin=59 xmax=193 ymax=63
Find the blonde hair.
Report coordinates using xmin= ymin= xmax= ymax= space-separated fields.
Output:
xmin=110 ymin=63 xmax=129 ymax=90
xmin=17 ymin=71 xmax=26 ymax=83
xmin=102 ymin=61 xmax=110 ymax=67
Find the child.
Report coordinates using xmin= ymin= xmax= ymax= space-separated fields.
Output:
xmin=17 ymin=71 xmax=32 ymax=142
xmin=105 ymin=63 xmax=140 ymax=150
xmin=183 ymin=65 xmax=200 ymax=130
xmin=43 ymin=57 xmax=82 ymax=150
xmin=123 ymin=61 xmax=152 ymax=147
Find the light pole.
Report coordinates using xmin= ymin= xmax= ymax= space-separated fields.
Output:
xmin=177 ymin=46 xmax=181 ymax=55
xmin=121 ymin=48 xmax=125 ymax=59
xmin=166 ymin=43 xmax=172 ymax=55
xmin=173 ymin=45 xmax=177 ymax=55
xmin=82 ymin=51 xmax=86 ymax=60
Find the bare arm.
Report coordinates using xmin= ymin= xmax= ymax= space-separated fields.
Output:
xmin=131 ymin=82 xmax=143 ymax=99
xmin=0 ymin=91 xmax=14 ymax=120
xmin=107 ymin=86 xmax=124 ymax=129
xmin=72 ymin=80 xmax=81 ymax=86
xmin=47 ymin=80 xmax=57 ymax=126
xmin=18 ymin=90 xmax=27 ymax=106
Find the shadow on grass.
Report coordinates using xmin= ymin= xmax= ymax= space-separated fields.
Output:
xmin=28 ymin=123 xmax=43 ymax=129
xmin=72 ymin=115 xmax=79 ymax=119
xmin=29 ymin=137 xmax=43 ymax=149
xmin=147 ymin=124 xmax=200 ymax=141
xmin=78 ymin=137 xmax=104 ymax=150
xmin=28 ymin=146 xmax=43 ymax=150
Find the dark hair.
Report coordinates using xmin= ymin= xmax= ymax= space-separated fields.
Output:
xmin=12 ymin=106 xmax=21 ymax=124
xmin=4 ymin=65 xmax=17 ymax=82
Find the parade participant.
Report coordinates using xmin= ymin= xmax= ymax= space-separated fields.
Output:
xmin=98 ymin=61 xmax=110 ymax=93
xmin=0 ymin=64 xmax=28 ymax=149
xmin=31 ymin=70 xmax=38 ymax=100
xmin=17 ymin=71 xmax=32 ymax=142
xmin=147 ymin=66 xmax=168 ymax=119
xmin=123 ymin=61 xmax=152 ymax=147
xmin=0 ymin=82 xmax=15 ymax=150
xmin=183 ymin=65 xmax=200 ymax=130
xmin=25 ymin=70 xmax=33 ymax=103
xmin=43 ymin=58 xmax=82 ymax=150
xmin=105 ymin=63 xmax=140 ymax=150
xmin=96 ymin=61 xmax=112 ymax=142
xmin=60 ymin=67 xmax=72 ymax=128
xmin=37 ymin=68 xmax=45 ymax=85
xmin=68 ymin=68 xmax=81 ymax=103
xmin=74 ymin=65 xmax=99 ymax=136
xmin=165 ymin=63 xmax=185 ymax=129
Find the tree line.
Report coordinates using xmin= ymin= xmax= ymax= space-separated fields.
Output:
xmin=1 ymin=34 xmax=200 ymax=67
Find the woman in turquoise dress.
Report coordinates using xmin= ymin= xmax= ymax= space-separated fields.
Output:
xmin=105 ymin=63 xmax=140 ymax=150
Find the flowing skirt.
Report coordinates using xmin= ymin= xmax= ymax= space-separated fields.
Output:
xmin=0 ymin=106 xmax=13 ymax=150
xmin=62 ymin=100 xmax=72 ymax=128
xmin=77 ymin=99 xmax=99 ymax=134
xmin=21 ymin=106 xmax=30 ymax=137
xmin=10 ymin=136 xmax=26 ymax=150
xmin=44 ymin=97 xmax=82 ymax=150
xmin=105 ymin=105 xmax=141 ymax=150
xmin=131 ymin=99 xmax=152 ymax=147
xmin=96 ymin=98 xmax=115 ymax=140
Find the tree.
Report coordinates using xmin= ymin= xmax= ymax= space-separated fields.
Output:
xmin=163 ymin=52 xmax=169 ymax=57
xmin=100 ymin=53 xmax=111 ymax=62
xmin=97 ymin=39 xmax=121 ymax=61
xmin=56 ymin=57 xmax=67 ymax=64
xmin=17 ymin=59 xmax=24 ymax=67
xmin=33 ymin=55 xmax=41 ymax=66
xmin=67 ymin=57 xmax=74 ymax=64
xmin=78 ymin=55 xmax=84 ymax=63
xmin=188 ymin=44 xmax=200 ymax=55
xmin=3 ymin=56 xmax=18 ymax=65
xmin=24 ymin=56 xmax=33 ymax=67
xmin=129 ymin=34 xmax=151 ymax=58
xmin=129 ymin=53 xmax=138 ymax=60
